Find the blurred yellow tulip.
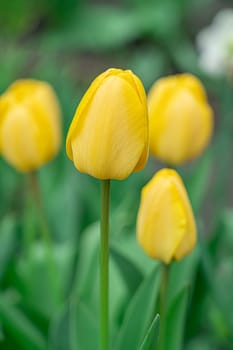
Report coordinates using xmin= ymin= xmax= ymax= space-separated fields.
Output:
xmin=137 ymin=168 xmax=196 ymax=263
xmin=66 ymin=68 xmax=148 ymax=180
xmin=0 ymin=79 xmax=61 ymax=172
xmin=148 ymin=74 xmax=213 ymax=165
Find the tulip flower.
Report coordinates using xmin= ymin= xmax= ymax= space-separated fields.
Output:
xmin=137 ymin=168 xmax=196 ymax=263
xmin=66 ymin=68 xmax=148 ymax=350
xmin=0 ymin=79 xmax=61 ymax=172
xmin=66 ymin=68 xmax=149 ymax=180
xmin=148 ymin=74 xmax=213 ymax=165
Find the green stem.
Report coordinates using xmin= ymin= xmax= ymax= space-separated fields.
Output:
xmin=100 ymin=179 xmax=110 ymax=350
xmin=29 ymin=172 xmax=52 ymax=246
xmin=23 ymin=191 xmax=35 ymax=260
xmin=29 ymin=171 xmax=60 ymax=306
xmin=157 ymin=263 xmax=170 ymax=350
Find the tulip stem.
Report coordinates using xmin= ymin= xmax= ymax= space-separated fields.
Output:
xmin=100 ymin=179 xmax=110 ymax=350
xmin=23 ymin=187 xmax=35 ymax=260
xmin=157 ymin=263 xmax=170 ymax=350
xmin=29 ymin=171 xmax=60 ymax=306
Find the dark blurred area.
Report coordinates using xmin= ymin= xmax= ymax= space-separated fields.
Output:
xmin=0 ymin=0 xmax=230 ymax=92
xmin=0 ymin=0 xmax=231 ymax=109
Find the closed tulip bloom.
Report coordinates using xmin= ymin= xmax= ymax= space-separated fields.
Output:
xmin=66 ymin=68 xmax=148 ymax=180
xmin=137 ymin=168 xmax=196 ymax=263
xmin=0 ymin=80 xmax=61 ymax=172
xmin=148 ymin=74 xmax=213 ymax=165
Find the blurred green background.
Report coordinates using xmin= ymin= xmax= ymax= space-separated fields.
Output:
xmin=0 ymin=0 xmax=233 ymax=349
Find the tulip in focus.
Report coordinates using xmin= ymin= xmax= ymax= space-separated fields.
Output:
xmin=66 ymin=68 xmax=149 ymax=180
xmin=148 ymin=74 xmax=213 ymax=165
xmin=0 ymin=79 xmax=61 ymax=172
xmin=137 ymin=168 xmax=196 ymax=264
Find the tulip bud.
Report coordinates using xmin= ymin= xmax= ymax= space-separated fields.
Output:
xmin=0 ymin=80 xmax=62 ymax=172
xmin=137 ymin=168 xmax=196 ymax=263
xmin=148 ymin=74 xmax=213 ymax=165
xmin=66 ymin=68 xmax=149 ymax=180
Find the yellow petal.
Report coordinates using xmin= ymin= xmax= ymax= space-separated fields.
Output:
xmin=1 ymin=105 xmax=43 ymax=171
xmin=0 ymin=79 xmax=61 ymax=172
xmin=137 ymin=169 xmax=196 ymax=263
xmin=176 ymin=74 xmax=208 ymax=103
xmin=168 ymin=171 xmax=197 ymax=260
xmin=66 ymin=69 xmax=148 ymax=180
xmin=66 ymin=69 xmax=117 ymax=159
xmin=148 ymin=74 xmax=213 ymax=165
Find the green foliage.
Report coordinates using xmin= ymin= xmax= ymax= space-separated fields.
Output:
xmin=138 ymin=314 xmax=160 ymax=350
xmin=49 ymin=299 xmax=99 ymax=350
xmin=0 ymin=216 xmax=17 ymax=281
xmin=0 ymin=0 xmax=232 ymax=349
xmin=164 ymin=287 xmax=189 ymax=350
xmin=0 ymin=293 xmax=47 ymax=350
xmin=110 ymin=245 xmax=144 ymax=294
xmin=114 ymin=266 xmax=160 ymax=350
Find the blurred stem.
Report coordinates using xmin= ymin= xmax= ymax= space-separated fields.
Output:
xmin=23 ymin=190 xmax=35 ymax=260
xmin=28 ymin=171 xmax=60 ymax=305
xmin=100 ymin=179 xmax=110 ymax=350
xmin=157 ymin=263 xmax=170 ymax=350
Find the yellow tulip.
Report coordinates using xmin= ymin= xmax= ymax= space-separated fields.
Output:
xmin=137 ymin=168 xmax=196 ymax=263
xmin=148 ymin=74 xmax=213 ymax=165
xmin=66 ymin=68 xmax=148 ymax=180
xmin=0 ymin=79 xmax=61 ymax=172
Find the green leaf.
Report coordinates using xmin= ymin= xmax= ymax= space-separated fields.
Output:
xmin=114 ymin=265 xmax=160 ymax=350
xmin=138 ymin=314 xmax=160 ymax=350
xmin=74 ymin=221 xmax=131 ymax=333
xmin=0 ymin=294 xmax=46 ymax=350
xmin=110 ymin=244 xmax=143 ymax=295
xmin=49 ymin=299 xmax=98 ymax=350
xmin=39 ymin=6 xmax=139 ymax=52
xmin=164 ymin=286 xmax=189 ymax=350
xmin=159 ymin=250 xmax=200 ymax=350
xmin=0 ymin=323 xmax=4 ymax=341
xmin=16 ymin=242 xmax=74 ymax=317
xmin=199 ymin=238 xmax=233 ymax=334
xmin=0 ymin=215 xmax=16 ymax=281
xmin=70 ymin=299 xmax=99 ymax=350
xmin=184 ymin=151 xmax=213 ymax=213
xmin=167 ymin=248 xmax=199 ymax=307
xmin=111 ymin=228 xmax=156 ymax=276
xmin=74 ymin=222 xmax=99 ymax=296
xmin=49 ymin=305 xmax=69 ymax=350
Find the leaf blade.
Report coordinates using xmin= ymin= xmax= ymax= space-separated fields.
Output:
xmin=0 ymin=295 xmax=47 ymax=350
xmin=114 ymin=265 xmax=160 ymax=350
xmin=138 ymin=314 xmax=160 ymax=350
xmin=110 ymin=244 xmax=144 ymax=295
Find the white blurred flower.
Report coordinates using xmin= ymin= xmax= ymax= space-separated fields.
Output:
xmin=196 ymin=9 xmax=233 ymax=76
